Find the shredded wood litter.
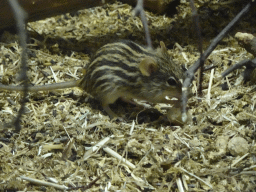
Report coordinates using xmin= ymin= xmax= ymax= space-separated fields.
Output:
xmin=1 ymin=1 xmax=256 ymax=191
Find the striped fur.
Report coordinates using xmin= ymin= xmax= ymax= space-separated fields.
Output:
xmin=0 ymin=40 xmax=185 ymax=118
xmin=78 ymin=40 xmax=184 ymax=109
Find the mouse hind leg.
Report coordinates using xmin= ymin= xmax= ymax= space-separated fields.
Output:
xmin=100 ymin=94 xmax=120 ymax=119
xmin=102 ymin=105 xmax=118 ymax=119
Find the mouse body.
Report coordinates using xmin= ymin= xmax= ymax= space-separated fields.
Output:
xmin=0 ymin=40 xmax=185 ymax=118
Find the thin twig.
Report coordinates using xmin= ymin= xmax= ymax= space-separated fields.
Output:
xmin=231 ymin=153 xmax=249 ymax=167
xmin=180 ymin=167 xmax=213 ymax=189
xmin=83 ymin=136 xmax=112 ymax=161
xmin=103 ymin=147 xmax=136 ymax=169
xmin=133 ymin=0 xmax=152 ymax=49
xmin=181 ymin=2 xmax=253 ymax=122
xmin=20 ymin=176 xmax=68 ymax=190
xmin=221 ymin=31 xmax=256 ymax=81
xmin=190 ymin=0 xmax=204 ymax=96
xmin=8 ymin=0 xmax=28 ymax=132
xmin=221 ymin=59 xmax=251 ymax=78
xmin=67 ymin=171 xmax=108 ymax=191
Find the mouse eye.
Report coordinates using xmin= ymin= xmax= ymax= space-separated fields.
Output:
xmin=167 ymin=77 xmax=177 ymax=86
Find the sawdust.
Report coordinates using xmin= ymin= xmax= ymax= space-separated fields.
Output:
xmin=0 ymin=0 xmax=256 ymax=191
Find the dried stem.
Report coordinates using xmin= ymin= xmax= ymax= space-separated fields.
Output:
xmin=8 ymin=0 xmax=28 ymax=132
xmin=189 ymin=0 xmax=204 ymax=96
xmin=67 ymin=172 xmax=107 ymax=191
xmin=181 ymin=2 xmax=253 ymax=122
xmin=134 ymin=0 xmax=152 ymax=49
xmin=221 ymin=59 xmax=252 ymax=78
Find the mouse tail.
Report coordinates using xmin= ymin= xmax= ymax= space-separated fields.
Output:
xmin=0 ymin=80 xmax=80 ymax=92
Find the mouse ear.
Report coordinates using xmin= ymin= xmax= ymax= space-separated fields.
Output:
xmin=82 ymin=68 xmax=87 ymax=75
xmin=139 ymin=57 xmax=158 ymax=76
xmin=160 ymin=41 xmax=167 ymax=54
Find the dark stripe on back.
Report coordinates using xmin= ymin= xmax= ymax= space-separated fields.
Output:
xmin=120 ymin=41 xmax=159 ymax=58
xmin=119 ymin=42 xmax=156 ymax=58
xmin=120 ymin=40 xmax=146 ymax=54
xmin=95 ymin=41 xmax=156 ymax=60
xmin=92 ymin=67 xmax=140 ymax=89
xmin=93 ymin=49 xmax=138 ymax=64
xmin=89 ymin=58 xmax=138 ymax=74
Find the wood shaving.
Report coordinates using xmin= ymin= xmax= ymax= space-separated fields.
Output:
xmin=1 ymin=1 xmax=256 ymax=191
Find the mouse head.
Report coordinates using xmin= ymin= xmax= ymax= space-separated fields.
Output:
xmin=138 ymin=42 xmax=185 ymax=106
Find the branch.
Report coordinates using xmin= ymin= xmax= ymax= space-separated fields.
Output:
xmin=181 ymin=2 xmax=253 ymax=122
xmin=190 ymin=0 xmax=204 ymax=96
xmin=133 ymin=0 xmax=152 ymax=49
xmin=8 ymin=0 xmax=28 ymax=132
